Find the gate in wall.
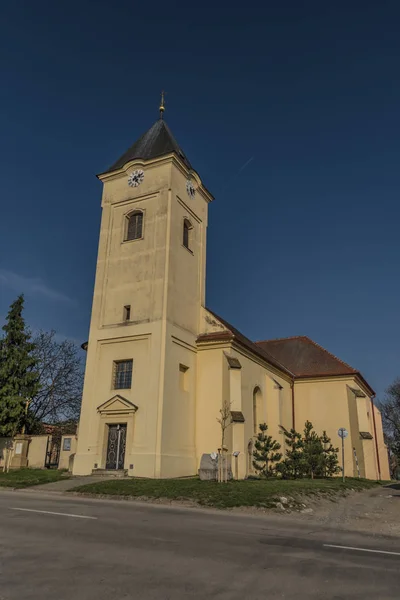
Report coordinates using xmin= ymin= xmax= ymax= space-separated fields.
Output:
xmin=45 ymin=436 xmax=60 ymax=469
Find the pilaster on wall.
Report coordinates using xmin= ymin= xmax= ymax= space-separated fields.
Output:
xmin=265 ymin=375 xmax=282 ymax=444
xmin=230 ymin=369 xmax=242 ymax=411
xmin=226 ymin=354 xmax=246 ymax=479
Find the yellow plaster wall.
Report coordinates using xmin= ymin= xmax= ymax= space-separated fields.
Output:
xmin=74 ymin=154 xmax=211 ymax=478
xmin=199 ymin=307 xmax=227 ymax=335
xmin=294 ymin=378 xmax=390 ymax=480
xmin=74 ymin=328 xmax=160 ymax=476
xmin=159 ymin=327 xmax=198 ymax=477
xmin=373 ymin=406 xmax=391 ymax=480
xmin=59 ymin=435 xmax=78 ymax=471
xmin=294 ymin=378 xmax=359 ymax=476
xmin=97 ymin=162 xmax=173 ymax=329
xmin=346 ymin=385 xmax=366 ymax=476
xmin=196 ymin=345 xmax=292 ymax=479
xmin=232 ymin=351 xmax=290 ymax=443
xmin=196 ymin=347 xmax=225 ymax=462
xmin=169 ymin=166 xmax=209 ymax=332
xmin=27 ymin=435 xmax=49 ymax=469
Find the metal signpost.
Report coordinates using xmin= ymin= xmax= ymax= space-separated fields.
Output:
xmin=338 ymin=428 xmax=348 ymax=482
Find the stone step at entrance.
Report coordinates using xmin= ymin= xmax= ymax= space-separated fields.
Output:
xmin=91 ymin=469 xmax=128 ymax=478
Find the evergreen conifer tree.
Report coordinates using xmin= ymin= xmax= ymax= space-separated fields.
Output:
xmin=320 ymin=430 xmax=340 ymax=476
xmin=252 ymin=423 xmax=282 ymax=477
xmin=0 ymin=295 xmax=40 ymax=436
xmin=277 ymin=427 xmax=304 ymax=479
xmin=302 ymin=420 xmax=324 ymax=479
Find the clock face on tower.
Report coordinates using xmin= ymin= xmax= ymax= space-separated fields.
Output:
xmin=186 ymin=179 xmax=196 ymax=199
xmin=128 ymin=169 xmax=144 ymax=188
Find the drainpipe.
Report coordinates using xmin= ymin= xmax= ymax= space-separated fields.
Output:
xmin=291 ymin=380 xmax=295 ymax=430
xmin=371 ymin=394 xmax=381 ymax=481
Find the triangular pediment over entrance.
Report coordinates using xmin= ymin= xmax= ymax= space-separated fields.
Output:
xmin=97 ymin=395 xmax=138 ymax=415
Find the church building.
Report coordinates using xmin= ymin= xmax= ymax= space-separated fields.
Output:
xmin=73 ymin=101 xmax=390 ymax=481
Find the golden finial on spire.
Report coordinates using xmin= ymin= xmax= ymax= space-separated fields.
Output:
xmin=159 ymin=90 xmax=165 ymax=119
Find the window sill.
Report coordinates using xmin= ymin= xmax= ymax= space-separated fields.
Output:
xmin=122 ymin=237 xmax=144 ymax=244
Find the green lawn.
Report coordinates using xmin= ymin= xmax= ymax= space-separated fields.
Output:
xmin=70 ymin=477 xmax=380 ymax=509
xmin=0 ymin=468 xmax=68 ymax=489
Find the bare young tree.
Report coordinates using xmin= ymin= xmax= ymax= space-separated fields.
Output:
xmin=217 ymin=400 xmax=232 ymax=483
xmin=378 ymin=378 xmax=400 ymax=479
xmin=27 ymin=331 xmax=84 ymax=430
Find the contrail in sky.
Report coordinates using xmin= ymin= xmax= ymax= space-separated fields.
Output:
xmin=237 ymin=156 xmax=254 ymax=174
xmin=219 ymin=156 xmax=255 ymax=195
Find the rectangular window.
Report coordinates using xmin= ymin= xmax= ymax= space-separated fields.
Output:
xmin=183 ymin=224 xmax=189 ymax=249
xmin=179 ymin=364 xmax=189 ymax=392
xmin=63 ymin=437 xmax=72 ymax=451
xmin=126 ymin=211 xmax=143 ymax=241
xmin=123 ymin=305 xmax=131 ymax=321
xmin=113 ymin=359 xmax=133 ymax=389
xmin=183 ymin=219 xmax=193 ymax=252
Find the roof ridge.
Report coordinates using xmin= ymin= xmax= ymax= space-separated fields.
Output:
xmin=256 ymin=335 xmax=309 ymax=344
xmin=204 ymin=307 xmax=295 ymax=377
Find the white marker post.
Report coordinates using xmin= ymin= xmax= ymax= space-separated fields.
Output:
xmin=338 ymin=428 xmax=348 ymax=482
xmin=232 ymin=451 xmax=240 ymax=480
xmin=353 ymin=447 xmax=360 ymax=478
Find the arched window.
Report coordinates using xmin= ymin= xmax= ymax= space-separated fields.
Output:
xmin=125 ymin=211 xmax=143 ymax=241
xmin=253 ymin=386 xmax=262 ymax=435
xmin=183 ymin=218 xmax=193 ymax=251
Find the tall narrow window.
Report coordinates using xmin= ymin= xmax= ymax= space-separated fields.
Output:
xmin=113 ymin=359 xmax=133 ymax=389
xmin=253 ymin=386 xmax=262 ymax=434
xmin=183 ymin=218 xmax=192 ymax=251
xmin=123 ymin=305 xmax=131 ymax=321
xmin=125 ymin=211 xmax=143 ymax=241
xmin=179 ymin=364 xmax=189 ymax=392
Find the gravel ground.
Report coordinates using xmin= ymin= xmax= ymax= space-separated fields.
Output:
xmin=280 ymin=483 xmax=400 ymax=537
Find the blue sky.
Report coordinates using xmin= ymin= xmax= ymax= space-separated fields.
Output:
xmin=1 ymin=1 xmax=399 ymax=397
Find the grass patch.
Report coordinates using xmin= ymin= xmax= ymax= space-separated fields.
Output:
xmin=70 ymin=477 xmax=379 ymax=509
xmin=0 ymin=468 xmax=68 ymax=489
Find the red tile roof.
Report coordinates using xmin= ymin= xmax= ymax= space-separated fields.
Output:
xmin=197 ymin=310 xmax=294 ymax=377
xmin=256 ymin=336 xmax=374 ymax=394
xmin=198 ymin=311 xmax=374 ymax=394
xmin=255 ymin=336 xmax=357 ymax=378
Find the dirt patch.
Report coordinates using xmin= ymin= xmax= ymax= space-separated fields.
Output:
xmin=278 ymin=484 xmax=400 ymax=537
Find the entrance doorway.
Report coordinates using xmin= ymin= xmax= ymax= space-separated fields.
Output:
xmin=106 ymin=424 xmax=127 ymax=470
xmin=45 ymin=436 xmax=60 ymax=469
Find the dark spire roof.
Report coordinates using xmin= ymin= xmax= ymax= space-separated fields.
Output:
xmin=106 ymin=119 xmax=192 ymax=173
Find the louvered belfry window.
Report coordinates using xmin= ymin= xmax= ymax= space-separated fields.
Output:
xmin=113 ymin=360 xmax=133 ymax=389
xmin=126 ymin=211 xmax=143 ymax=241
xmin=183 ymin=218 xmax=192 ymax=250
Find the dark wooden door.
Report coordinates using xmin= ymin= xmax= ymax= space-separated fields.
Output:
xmin=106 ymin=424 xmax=127 ymax=470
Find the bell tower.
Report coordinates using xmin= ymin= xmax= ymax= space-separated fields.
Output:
xmin=73 ymin=101 xmax=213 ymax=477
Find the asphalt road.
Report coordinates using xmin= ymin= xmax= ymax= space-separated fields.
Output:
xmin=0 ymin=490 xmax=399 ymax=599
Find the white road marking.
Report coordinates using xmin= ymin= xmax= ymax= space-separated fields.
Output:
xmin=9 ymin=507 xmax=97 ymax=520
xmin=324 ymin=544 xmax=400 ymax=557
